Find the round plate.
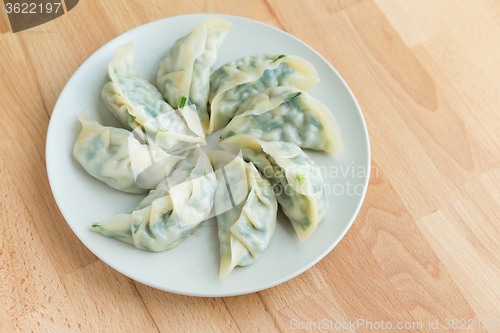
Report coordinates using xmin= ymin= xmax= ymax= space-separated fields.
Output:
xmin=46 ymin=14 xmax=370 ymax=297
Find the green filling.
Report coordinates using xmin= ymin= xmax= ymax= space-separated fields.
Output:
xmin=179 ymin=96 xmax=187 ymax=108
xmin=295 ymin=173 xmax=306 ymax=181
xmin=285 ymin=92 xmax=302 ymax=102
xmin=301 ymin=218 xmax=311 ymax=231
xmin=271 ymin=54 xmax=286 ymax=63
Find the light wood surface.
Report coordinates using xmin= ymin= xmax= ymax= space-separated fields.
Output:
xmin=1 ymin=0 xmax=500 ymax=332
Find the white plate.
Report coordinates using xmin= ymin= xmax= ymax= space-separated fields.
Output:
xmin=46 ymin=14 xmax=370 ymax=297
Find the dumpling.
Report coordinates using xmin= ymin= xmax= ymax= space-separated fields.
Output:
xmin=125 ymin=148 xmax=205 ymax=212
xmin=221 ymin=135 xmax=328 ymax=242
xmin=126 ymin=147 xmax=206 ymax=210
xmin=91 ymin=151 xmax=218 ymax=251
xmin=211 ymin=150 xmax=277 ymax=278
xmin=73 ymin=111 xmax=177 ymax=194
xmin=220 ymin=86 xmax=344 ymax=154
xmin=207 ymin=54 xmax=319 ymax=134
xmin=168 ymin=150 xmax=219 ymax=228
xmin=101 ymin=42 xmax=205 ymax=152
xmin=157 ymin=18 xmax=232 ymax=132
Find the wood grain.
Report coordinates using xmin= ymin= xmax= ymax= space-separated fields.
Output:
xmin=134 ymin=283 xmax=239 ymax=332
xmin=61 ymin=261 xmax=159 ymax=332
xmin=0 ymin=32 xmax=98 ymax=278
xmin=1 ymin=0 xmax=500 ymax=331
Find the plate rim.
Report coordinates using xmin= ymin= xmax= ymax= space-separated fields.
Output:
xmin=46 ymin=13 xmax=371 ymax=297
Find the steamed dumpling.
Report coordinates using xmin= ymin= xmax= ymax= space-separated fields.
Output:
xmin=211 ymin=150 xmax=277 ymax=278
xmin=73 ymin=111 xmax=173 ymax=193
xmin=207 ymin=54 xmax=319 ymax=134
xmin=91 ymin=151 xmax=218 ymax=251
xmin=157 ymin=18 xmax=232 ymax=132
xmin=221 ymin=135 xmax=328 ymax=242
xmin=101 ymin=42 xmax=205 ymax=153
xmin=126 ymin=148 xmax=205 ymax=211
xmin=221 ymin=87 xmax=344 ymax=154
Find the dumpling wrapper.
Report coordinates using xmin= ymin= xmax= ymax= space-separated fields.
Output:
xmin=221 ymin=134 xmax=328 ymax=242
xmin=157 ymin=18 xmax=232 ymax=132
xmin=221 ymin=86 xmax=344 ymax=154
xmin=207 ymin=54 xmax=319 ymax=134
xmin=169 ymin=153 xmax=219 ymax=228
xmin=126 ymin=147 xmax=205 ymax=211
xmin=101 ymin=42 xmax=205 ymax=153
xmin=211 ymin=150 xmax=277 ymax=278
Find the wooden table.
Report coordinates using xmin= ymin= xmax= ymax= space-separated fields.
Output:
xmin=1 ymin=0 xmax=500 ymax=332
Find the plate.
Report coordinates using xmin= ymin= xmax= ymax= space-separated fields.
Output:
xmin=46 ymin=14 xmax=370 ymax=296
